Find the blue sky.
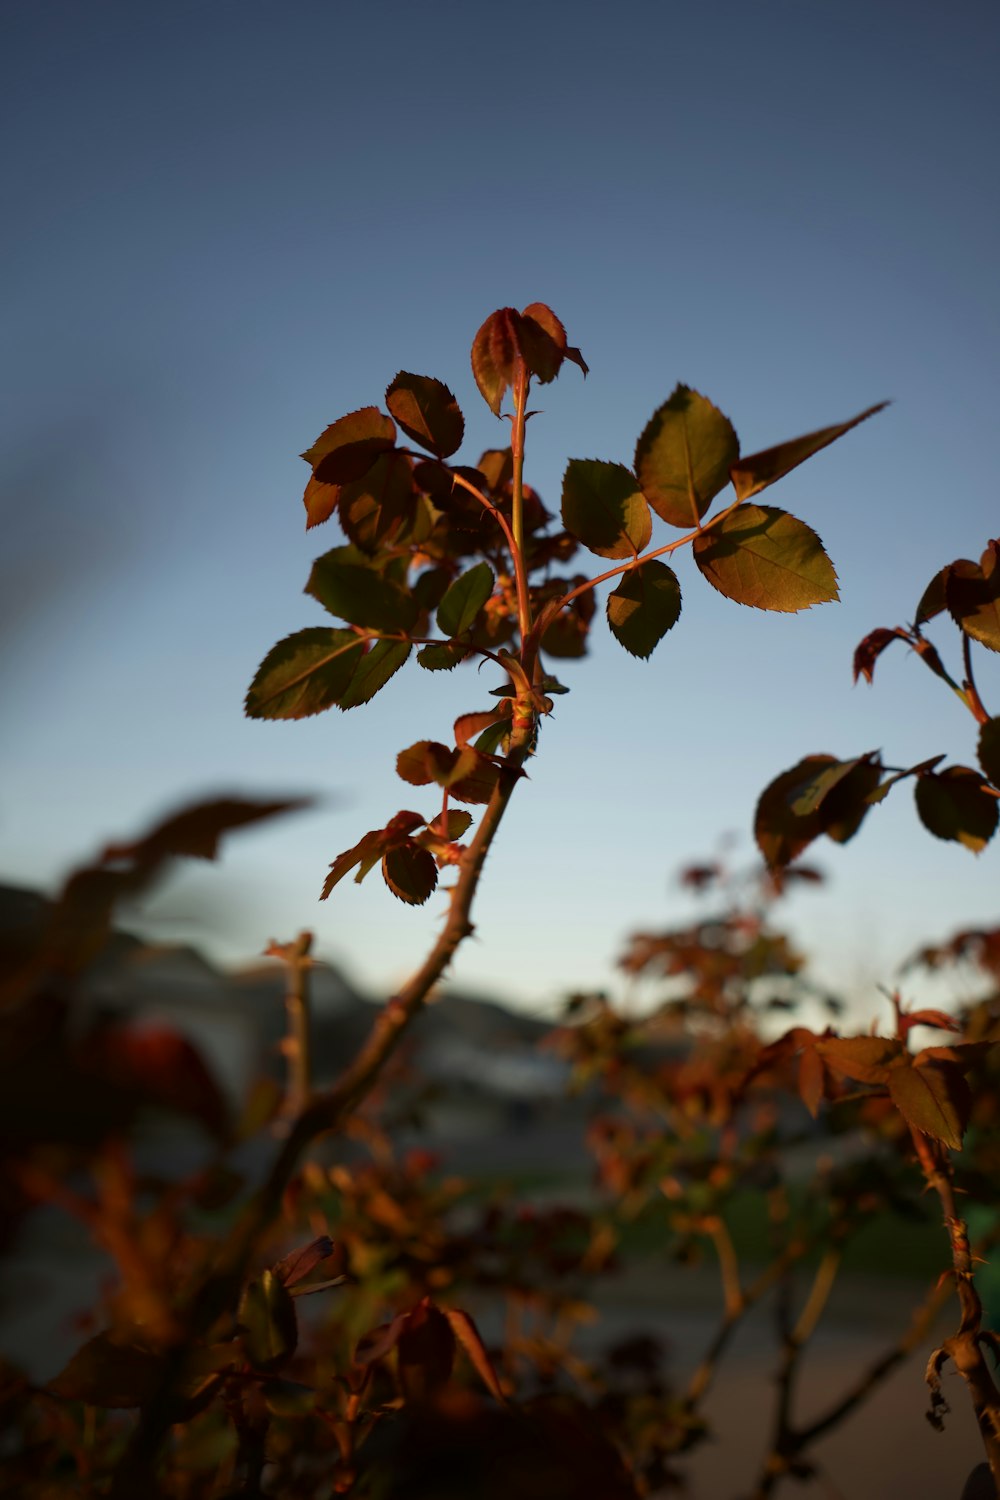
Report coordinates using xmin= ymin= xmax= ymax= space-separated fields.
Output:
xmin=2 ymin=1 xmax=998 ymax=1019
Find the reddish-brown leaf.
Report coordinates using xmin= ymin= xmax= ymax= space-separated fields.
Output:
xmin=382 ymin=841 xmax=438 ymax=905
xmin=888 ymin=1059 xmax=970 ymax=1150
xmin=798 ymin=1046 xmax=825 ymax=1118
xmin=273 ymin=1236 xmax=338 ymax=1288
xmin=305 ymin=407 xmax=397 ymax=485
xmin=444 ymin=1306 xmax=508 ymax=1404
xmin=386 ymin=372 xmax=464 ymax=459
xmin=853 ymin=627 xmax=906 ymax=685
xmin=49 ymin=1334 xmax=165 ymax=1408
xmin=397 ymin=1300 xmax=456 ymax=1400
xmin=815 ymin=1035 xmax=902 ymax=1085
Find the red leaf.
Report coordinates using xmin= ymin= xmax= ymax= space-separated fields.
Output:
xmin=98 ymin=1025 xmax=229 ymax=1138
xmin=382 ymin=841 xmax=438 ymax=905
xmin=305 ymin=407 xmax=397 ymax=486
xmin=853 ymin=627 xmax=906 ymax=685
xmin=273 ymin=1236 xmax=339 ymax=1288
xmin=905 ymin=1009 xmax=961 ymax=1034
xmin=49 ymin=1333 xmax=164 ymax=1407
xmin=798 ymin=1047 xmax=825 ymax=1118
xmin=443 ymin=1306 xmax=508 ymax=1404
xmin=815 ymin=1035 xmax=902 ymax=1085
xmin=398 ymin=1300 xmax=456 ymax=1400
xmin=888 ymin=1060 xmax=970 ymax=1151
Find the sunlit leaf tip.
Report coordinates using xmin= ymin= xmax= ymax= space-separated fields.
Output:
xmin=729 ymin=401 xmax=889 ymax=502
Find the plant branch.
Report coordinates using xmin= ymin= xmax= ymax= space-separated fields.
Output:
xmin=911 ymin=1129 xmax=1000 ymax=1490
xmin=748 ymin=1249 xmax=842 ymax=1500
xmin=683 ymin=1237 xmax=815 ymax=1410
xmin=795 ymin=1270 xmax=952 ymax=1448
xmin=271 ymin=931 xmax=313 ymax=1126
xmin=111 ymin=716 xmax=537 ymax=1494
xmin=531 ymin=492 xmax=745 ymax=648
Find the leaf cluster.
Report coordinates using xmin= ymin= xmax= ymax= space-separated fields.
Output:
xmin=756 ymin=537 xmax=1000 ymax=872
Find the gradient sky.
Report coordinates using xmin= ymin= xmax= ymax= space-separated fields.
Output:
xmin=2 ymin=1 xmax=999 ymax=1020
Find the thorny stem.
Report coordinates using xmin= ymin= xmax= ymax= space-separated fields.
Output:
xmin=911 ymin=1128 xmax=1000 ymax=1493
xmin=111 ymin=715 xmax=538 ymax=1495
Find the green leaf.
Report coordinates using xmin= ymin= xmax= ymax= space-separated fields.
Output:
xmin=634 ymin=385 xmax=739 ymax=528
xmin=915 ymin=566 xmax=948 ymax=625
xmin=339 ymin=640 xmax=411 ymax=709
xmin=815 ymin=1035 xmax=903 ymax=1085
xmin=728 ymin=402 xmax=888 ymax=502
xmin=471 ymin=307 xmax=522 ymax=416
xmin=889 ymin=1060 xmax=969 ymax=1151
xmin=303 ymin=407 xmax=397 ymax=485
xmin=915 ymin=766 xmax=999 ymax=852
xmin=245 ymin=628 xmax=367 ymax=719
xmin=946 ymin=543 xmax=1000 ymax=652
xmin=437 ymin=562 xmax=495 ymax=637
xmin=606 ymin=560 xmax=681 ymax=659
xmin=307 ymin=546 xmax=418 ymax=633
xmin=382 ymin=842 xmax=438 ymax=905
xmin=418 ymin=641 xmax=468 ymax=671
xmin=474 ymin=719 xmax=511 ymax=755
xmin=386 ymin=372 xmax=464 ymax=458
xmin=412 ymin=567 xmax=452 ymax=611
xmin=978 ymin=718 xmax=1000 ymax=787
xmin=561 ymin=460 xmax=651 ymax=559
xmin=49 ymin=1333 xmax=164 ymax=1408
xmin=240 ymin=1270 xmax=298 ymax=1371
xmin=693 ymin=505 xmax=838 ymax=612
